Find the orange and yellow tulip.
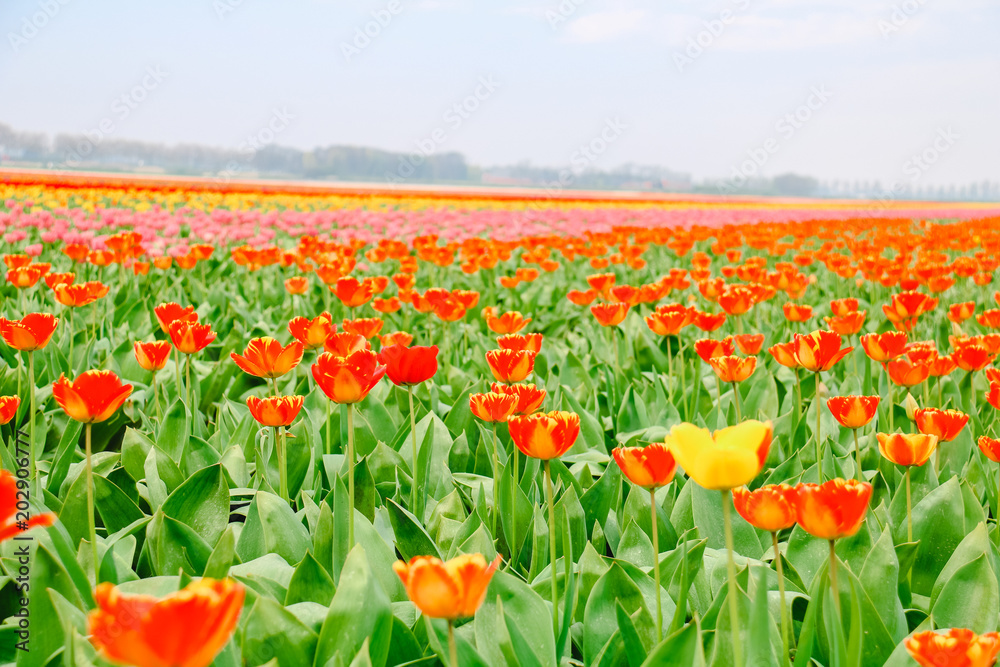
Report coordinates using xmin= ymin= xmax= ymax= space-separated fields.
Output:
xmin=312 ymin=349 xmax=385 ymax=404
xmin=288 ymin=313 xmax=335 ymax=350
xmin=612 ymin=443 xmax=677 ymax=489
xmin=708 ymin=355 xmax=756 ymax=383
xmin=914 ymin=407 xmax=968 ymax=442
xmin=52 ymin=371 xmax=133 ymax=423
xmin=491 ymin=382 xmax=546 ymax=415
xmin=590 ymin=302 xmax=629 ymax=327
xmin=134 ymin=341 xmax=172 ymax=372
xmin=794 ymin=478 xmax=872 ymax=540
xmin=860 ymin=331 xmax=908 ymax=363
xmin=904 ymin=628 xmax=1000 ymax=667
xmin=508 ymin=411 xmax=580 ymax=460
xmin=231 ymin=337 xmax=304 ymax=378
xmin=0 ymin=313 xmax=58 ymax=351
xmin=826 ymin=395 xmax=879 ymax=429
xmin=877 ymin=432 xmax=938 ymax=467
xmin=732 ymin=483 xmax=797 ymax=532
xmin=247 ymin=395 xmax=303 ymax=427
xmin=485 ymin=349 xmax=535 ymax=383
xmin=792 ymin=330 xmax=852 ymax=372
xmin=393 ymin=554 xmax=500 ymax=620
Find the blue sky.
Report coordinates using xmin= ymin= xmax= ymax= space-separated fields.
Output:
xmin=2 ymin=0 xmax=998 ymax=186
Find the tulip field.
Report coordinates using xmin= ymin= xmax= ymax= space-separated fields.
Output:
xmin=4 ymin=171 xmax=1000 ymax=667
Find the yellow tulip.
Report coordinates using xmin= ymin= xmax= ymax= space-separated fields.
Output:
xmin=665 ymin=420 xmax=773 ymax=490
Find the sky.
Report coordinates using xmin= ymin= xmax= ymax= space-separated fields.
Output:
xmin=2 ymin=0 xmax=999 ymax=187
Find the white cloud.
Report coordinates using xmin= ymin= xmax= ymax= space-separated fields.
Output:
xmin=564 ymin=9 xmax=646 ymax=43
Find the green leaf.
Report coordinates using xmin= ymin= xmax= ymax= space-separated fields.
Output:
xmin=236 ymin=491 xmax=310 ymax=566
xmin=241 ymin=596 xmax=319 ymax=667
xmin=932 ymin=553 xmax=1000 ymax=633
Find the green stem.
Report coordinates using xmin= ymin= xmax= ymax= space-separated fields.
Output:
xmin=492 ymin=422 xmax=499 ymax=538
xmin=732 ymin=382 xmax=743 ymax=421
xmin=677 ymin=339 xmax=687 ymax=417
xmin=815 ymin=373 xmax=823 ymax=481
xmin=275 ymin=426 xmax=288 ymax=503
xmin=651 ymin=488 xmax=662 ymax=643
xmin=888 ymin=376 xmax=894 ymax=434
xmin=793 ymin=367 xmax=802 ymax=418
xmin=409 ymin=385 xmax=420 ymax=517
xmin=185 ymin=354 xmax=192 ymax=409
xmin=174 ymin=347 xmax=182 ymax=402
xmin=906 ymin=466 xmax=912 ymax=543
xmin=153 ymin=374 xmax=161 ymax=421
xmin=325 ymin=398 xmax=332 ymax=456
xmin=853 ymin=428 xmax=862 ymax=481
xmin=722 ymin=490 xmax=743 ymax=666
xmin=27 ymin=351 xmax=35 ymax=490
xmin=829 ymin=540 xmax=841 ymax=621
xmin=666 ymin=338 xmax=674 ymax=406
xmin=448 ymin=619 xmax=459 ymax=667
xmin=348 ymin=403 xmax=355 ymax=548
xmin=86 ymin=423 xmax=99 ymax=584
xmin=544 ymin=460 xmax=559 ymax=637
xmin=773 ymin=532 xmax=792 ymax=656
xmin=68 ymin=308 xmax=74 ymax=371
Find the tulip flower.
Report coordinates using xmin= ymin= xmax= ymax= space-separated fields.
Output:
xmin=693 ymin=310 xmax=726 ymax=332
xmin=496 ymin=333 xmax=543 ymax=353
xmin=486 ymin=310 xmax=531 ymax=334
xmin=1 ymin=468 xmax=54 ymax=542
xmin=708 ymin=355 xmax=755 ymax=419
xmin=342 ymin=317 xmax=384 ymax=340
xmin=792 ymin=330 xmax=852 ymax=478
xmin=312 ymin=349 xmax=385 ymax=546
xmin=485 ymin=348 xmax=535 ymax=384
xmin=733 ymin=483 xmax=797 ymax=654
xmin=590 ymin=301 xmax=629 ymax=327
xmin=284 ymin=276 xmax=308 ymax=295
xmin=795 ymin=478 xmax=872 ymax=620
xmin=333 ymin=276 xmax=374 ymax=309
xmin=989 ymin=382 xmax=1000 ymax=411
xmin=783 ymin=302 xmax=812 ymax=323
xmin=247 ymin=395 xmax=303 ymax=502
xmin=567 ymin=289 xmax=598 ymax=306
xmin=948 ymin=302 xmax=976 ymax=324
xmin=825 ymin=393 xmax=881 ymax=477
xmin=666 ymin=419 xmax=772 ymax=666
xmin=978 ymin=309 xmax=1000 ymax=330
xmin=860 ymin=331 xmax=908 ymax=363
xmin=718 ymin=286 xmax=755 ymax=319
xmin=0 ymin=396 xmax=19 ymax=425
xmin=733 ymin=333 xmax=764 ymax=356
xmin=952 ymin=343 xmax=994 ymax=373
xmin=380 ymin=344 xmax=439 ymax=511
xmin=288 ymin=313 xmax=335 ymax=350
xmin=168 ymin=320 xmax=216 ymax=407
xmin=904 ymin=628 xmax=1000 ymax=667
xmin=231 ymin=337 xmax=304 ymax=389
xmin=380 ymin=331 xmax=414 ymax=348
xmin=491 ymin=381 xmax=546 ymax=415
xmin=510 ymin=410 xmax=580 ymax=634
xmin=394 ymin=553 xmax=500 ymax=665
xmin=53 ymin=370 xmax=133 ymax=583
xmin=154 ymin=302 xmax=197 ymax=332
xmin=694 ymin=337 xmax=735 ymax=362
xmin=88 ymin=578 xmax=245 ymax=667
xmin=829 ymin=298 xmax=859 ymax=316
xmin=324 ymin=331 xmax=368 ymax=357
xmin=612 ymin=442 xmax=677 ymax=641
xmin=825 ymin=311 xmax=866 ymax=337
xmin=134 ymin=340 xmax=172 ymax=419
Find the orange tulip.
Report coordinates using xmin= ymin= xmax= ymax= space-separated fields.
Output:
xmin=794 ymin=478 xmax=872 ymax=540
xmin=884 ymin=291 xmax=936 ymax=321
xmin=1 ymin=468 xmax=55 ymax=541
xmin=887 ymin=357 xmax=930 ymax=387
xmin=486 ymin=310 xmax=531 ymax=334
xmin=829 ymin=298 xmax=859 ymax=316
xmin=612 ymin=443 xmax=677 ymax=489
xmin=610 ymin=284 xmax=640 ymax=306
xmin=733 ymin=333 xmax=764 ymax=355
xmin=88 ymin=578 xmax=245 ymax=667
xmin=693 ymin=310 xmax=727 ymax=332
xmin=452 ymin=289 xmax=480 ymax=309
xmin=373 ymin=297 xmax=402 ymax=314
xmin=826 ymin=395 xmax=879 ymax=429
xmin=6 ymin=266 xmax=44 ymax=289
xmin=978 ymin=435 xmax=1000 ymax=462
xmin=288 ymin=313 xmax=335 ymax=350
xmin=154 ymin=302 xmax=197 ymax=332
xmin=312 ymin=349 xmax=385 ymax=404
xmin=324 ymin=331 xmax=369 ymax=357
xmin=393 ymin=554 xmax=500 ymax=620
xmin=0 ymin=313 xmax=58 ymax=351
xmin=905 ymin=628 xmax=1000 ymax=667
xmin=3 ymin=254 xmax=30 ymax=269
xmin=469 ymin=392 xmax=517 ymax=422
xmin=860 ymin=331 xmax=908 ymax=363
xmin=783 ymin=303 xmax=812 ymax=322
xmin=485 ymin=349 xmax=535 ymax=383
xmin=508 ymin=410 xmax=580 ymax=460
xmin=825 ymin=311 xmax=866 ymax=336
xmin=491 ymin=382 xmax=546 ymax=415
xmin=231 ymin=337 xmax=303 ymax=378
xmin=284 ymin=276 xmax=308 ymax=295
xmin=590 ymin=302 xmax=629 ymax=327
xmin=0 ymin=396 xmax=19 ymax=425
xmin=645 ymin=307 xmax=694 ymax=336
xmin=768 ymin=341 xmax=801 ymax=369
xmin=793 ymin=330 xmax=852 ymax=372
xmin=948 ymin=301 xmax=976 ymax=324
xmin=44 ymin=272 xmax=74 ymax=289
xmin=914 ymin=407 xmax=969 ymax=442
xmin=380 ymin=344 xmax=439 ymax=386
xmin=877 ymin=432 xmax=938 ymax=467
xmin=708 ymin=355 xmax=756 ymax=383
xmin=928 ymin=354 xmax=958 ymax=377
xmin=247 ymin=395 xmax=303 ymax=427
xmin=694 ymin=337 xmax=735 ymax=362
xmin=52 ymin=371 xmax=133 ymax=423
xmin=953 ymin=344 xmax=994 ymax=372
xmin=342 ymin=317 xmax=385 ymax=340
xmin=168 ymin=321 xmax=216 ymax=355
xmin=732 ymin=483 xmax=797 ymax=532
xmin=497 ymin=333 xmax=543 ymax=353
xmin=134 ymin=341 xmax=172 ymax=372
xmin=978 ymin=309 xmax=1000 ymax=329
xmin=718 ymin=286 xmax=754 ymax=316
xmin=567 ymin=289 xmax=598 ymax=306
xmin=380 ymin=331 xmax=414 ymax=348
xmin=333 ymin=276 xmax=374 ymax=308
xmin=586 ymin=272 xmax=616 ymax=294
xmin=989 ymin=382 xmax=1000 ymax=410
xmin=54 ymin=281 xmax=108 ymax=308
